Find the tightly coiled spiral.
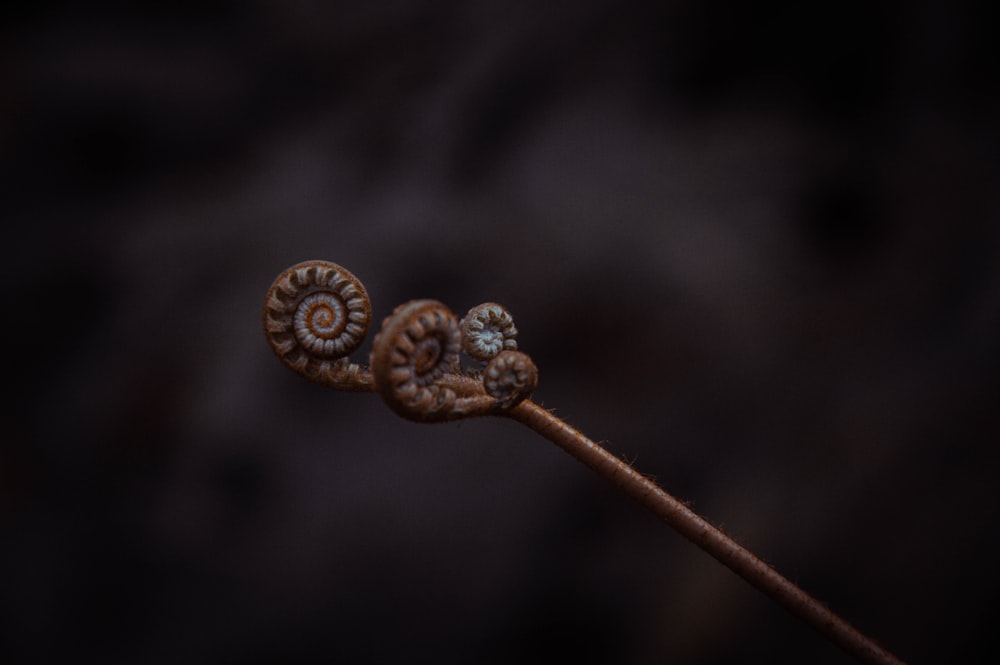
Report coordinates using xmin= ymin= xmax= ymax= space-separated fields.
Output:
xmin=484 ymin=350 xmax=538 ymax=408
xmin=460 ymin=303 xmax=518 ymax=361
xmin=370 ymin=300 xmax=473 ymax=421
xmin=263 ymin=260 xmax=372 ymax=390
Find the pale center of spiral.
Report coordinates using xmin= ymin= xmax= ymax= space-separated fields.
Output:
xmin=294 ymin=293 xmax=347 ymax=355
xmin=478 ymin=327 xmax=504 ymax=355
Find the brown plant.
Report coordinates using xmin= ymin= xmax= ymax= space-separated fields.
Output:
xmin=263 ymin=260 xmax=905 ymax=665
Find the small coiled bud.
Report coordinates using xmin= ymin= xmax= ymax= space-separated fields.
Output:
xmin=371 ymin=300 xmax=466 ymax=421
xmin=484 ymin=350 xmax=538 ymax=409
xmin=460 ymin=302 xmax=518 ymax=361
xmin=263 ymin=260 xmax=373 ymax=390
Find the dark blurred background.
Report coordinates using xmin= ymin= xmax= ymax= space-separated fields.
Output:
xmin=2 ymin=2 xmax=998 ymax=663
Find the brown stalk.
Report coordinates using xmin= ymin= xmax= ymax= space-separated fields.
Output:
xmin=506 ymin=400 xmax=904 ymax=665
xmin=263 ymin=260 xmax=906 ymax=665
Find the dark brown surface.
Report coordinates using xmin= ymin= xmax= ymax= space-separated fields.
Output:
xmin=3 ymin=2 xmax=999 ymax=664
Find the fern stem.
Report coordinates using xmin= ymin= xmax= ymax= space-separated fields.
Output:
xmin=509 ymin=400 xmax=905 ymax=665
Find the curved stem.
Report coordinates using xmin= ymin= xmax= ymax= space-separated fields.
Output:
xmin=507 ymin=400 xmax=905 ymax=665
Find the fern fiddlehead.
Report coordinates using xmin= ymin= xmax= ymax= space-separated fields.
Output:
xmin=262 ymin=260 xmax=905 ymax=665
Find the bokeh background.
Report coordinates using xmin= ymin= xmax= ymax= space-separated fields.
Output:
xmin=3 ymin=2 xmax=998 ymax=663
